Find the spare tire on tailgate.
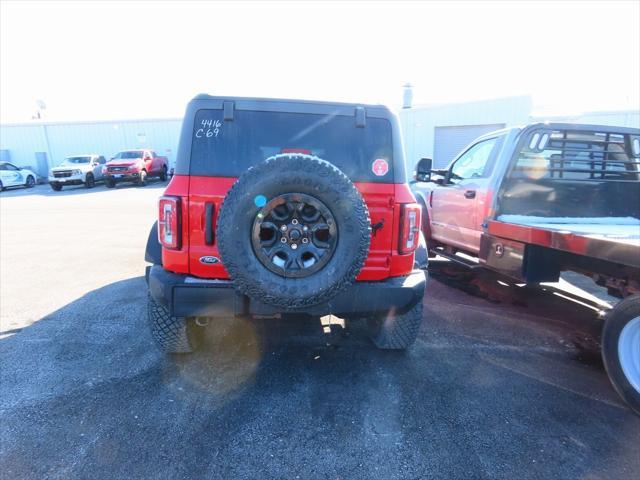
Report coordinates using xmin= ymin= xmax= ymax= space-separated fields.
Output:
xmin=217 ymin=154 xmax=371 ymax=309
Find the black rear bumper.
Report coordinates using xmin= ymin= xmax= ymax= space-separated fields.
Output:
xmin=146 ymin=265 xmax=427 ymax=318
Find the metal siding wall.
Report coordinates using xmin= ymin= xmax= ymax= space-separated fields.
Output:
xmin=400 ymin=95 xmax=533 ymax=173
xmin=532 ymin=111 xmax=640 ymax=129
xmin=0 ymin=124 xmax=49 ymax=170
xmin=0 ymin=119 xmax=182 ymax=173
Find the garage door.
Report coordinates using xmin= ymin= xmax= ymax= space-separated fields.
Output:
xmin=433 ymin=124 xmax=505 ymax=168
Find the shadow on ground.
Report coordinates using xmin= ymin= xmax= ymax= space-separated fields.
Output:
xmin=0 ymin=275 xmax=639 ymax=479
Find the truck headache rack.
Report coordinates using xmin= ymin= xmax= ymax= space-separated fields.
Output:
xmin=514 ymin=128 xmax=640 ymax=182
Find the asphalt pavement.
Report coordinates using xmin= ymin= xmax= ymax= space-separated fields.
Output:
xmin=1 ymin=182 xmax=639 ymax=479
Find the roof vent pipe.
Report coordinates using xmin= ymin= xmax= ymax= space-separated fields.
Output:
xmin=402 ymin=83 xmax=413 ymax=109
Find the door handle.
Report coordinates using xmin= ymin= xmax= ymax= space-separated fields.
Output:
xmin=464 ymin=190 xmax=476 ymax=199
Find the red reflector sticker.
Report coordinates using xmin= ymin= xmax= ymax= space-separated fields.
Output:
xmin=372 ymin=158 xmax=389 ymax=177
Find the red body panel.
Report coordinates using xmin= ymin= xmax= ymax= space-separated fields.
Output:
xmin=161 ymin=175 xmax=419 ymax=281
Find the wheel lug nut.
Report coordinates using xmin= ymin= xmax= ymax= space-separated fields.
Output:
xmin=280 ymin=225 xmax=287 ymax=231
xmin=292 ymin=219 xmax=299 ymax=225
xmin=302 ymin=238 xmax=309 ymax=244
xmin=291 ymin=243 xmax=298 ymax=249
xmin=280 ymin=237 xmax=287 ymax=243
xmin=302 ymin=226 xmax=308 ymax=231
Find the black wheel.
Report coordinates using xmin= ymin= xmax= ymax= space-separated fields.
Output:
xmin=105 ymin=178 xmax=116 ymax=188
xmin=25 ymin=175 xmax=35 ymax=188
xmin=50 ymin=183 xmax=62 ymax=191
xmin=217 ymin=154 xmax=371 ymax=309
xmin=147 ymin=295 xmax=203 ymax=353
xmin=602 ymin=294 xmax=640 ymax=415
xmin=1 ymin=180 xmax=5 ymax=191
xmin=159 ymin=166 xmax=167 ymax=182
xmin=84 ymin=173 xmax=95 ymax=188
xmin=368 ymin=301 xmax=424 ymax=349
xmin=138 ymin=170 xmax=148 ymax=186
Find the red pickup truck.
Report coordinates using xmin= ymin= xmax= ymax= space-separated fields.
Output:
xmin=104 ymin=149 xmax=168 ymax=187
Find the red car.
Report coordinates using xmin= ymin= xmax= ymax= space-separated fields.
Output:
xmin=104 ymin=149 xmax=168 ymax=187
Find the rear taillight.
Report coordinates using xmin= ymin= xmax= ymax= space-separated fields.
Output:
xmin=158 ymin=196 xmax=181 ymax=250
xmin=399 ymin=203 xmax=421 ymax=254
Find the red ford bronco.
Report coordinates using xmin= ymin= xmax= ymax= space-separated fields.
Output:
xmin=145 ymin=95 xmax=428 ymax=353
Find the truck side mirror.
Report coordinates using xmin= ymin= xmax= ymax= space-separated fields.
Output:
xmin=414 ymin=157 xmax=433 ymax=182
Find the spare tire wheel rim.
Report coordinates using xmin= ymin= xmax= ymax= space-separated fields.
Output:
xmin=618 ymin=315 xmax=640 ymax=393
xmin=251 ymin=193 xmax=337 ymax=278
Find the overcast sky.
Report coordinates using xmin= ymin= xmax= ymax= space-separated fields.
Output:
xmin=1 ymin=0 xmax=639 ymax=123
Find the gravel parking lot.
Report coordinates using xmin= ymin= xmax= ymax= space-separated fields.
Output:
xmin=1 ymin=182 xmax=639 ymax=479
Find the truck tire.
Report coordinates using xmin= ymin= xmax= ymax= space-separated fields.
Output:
xmin=602 ymin=294 xmax=640 ymax=414
xmin=84 ymin=173 xmax=95 ymax=188
xmin=368 ymin=301 xmax=424 ymax=349
xmin=159 ymin=166 xmax=167 ymax=182
xmin=105 ymin=178 xmax=116 ymax=188
xmin=50 ymin=183 xmax=62 ymax=191
xmin=147 ymin=295 xmax=203 ymax=353
xmin=217 ymin=154 xmax=371 ymax=309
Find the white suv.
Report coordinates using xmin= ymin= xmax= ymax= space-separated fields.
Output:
xmin=49 ymin=154 xmax=106 ymax=191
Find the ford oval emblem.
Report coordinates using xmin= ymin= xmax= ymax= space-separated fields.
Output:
xmin=199 ymin=256 xmax=220 ymax=265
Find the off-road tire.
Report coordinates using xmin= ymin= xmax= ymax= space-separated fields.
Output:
xmin=138 ymin=170 xmax=148 ymax=186
xmin=105 ymin=178 xmax=116 ymax=188
xmin=368 ymin=301 xmax=424 ymax=349
xmin=602 ymin=294 xmax=640 ymax=415
xmin=50 ymin=183 xmax=62 ymax=191
xmin=217 ymin=154 xmax=371 ymax=309
xmin=147 ymin=295 xmax=202 ymax=353
xmin=84 ymin=173 xmax=95 ymax=188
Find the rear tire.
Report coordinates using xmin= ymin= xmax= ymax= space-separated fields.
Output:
xmin=602 ymin=294 xmax=640 ymax=415
xmin=159 ymin=166 xmax=167 ymax=182
xmin=368 ymin=301 xmax=424 ymax=349
xmin=147 ymin=295 xmax=203 ymax=353
xmin=50 ymin=183 xmax=62 ymax=191
xmin=25 ymin=175 xmax=35 ymax=188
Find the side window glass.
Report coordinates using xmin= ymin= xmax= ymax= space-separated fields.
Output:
xmin=450 ymin=138 xmax=497 ymax=184
xmin=98 ymin=156 xmax=106 ymax=164
xmin=5 ymin=163 xmax=19 ymax=171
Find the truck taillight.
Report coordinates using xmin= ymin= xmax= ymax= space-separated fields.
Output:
xmin=158 ymin=196 xmax=181 ymax=250
xmin=399 ymin=203 xmax=421 ymax=254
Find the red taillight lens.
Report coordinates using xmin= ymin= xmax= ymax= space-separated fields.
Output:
xmin=158 ymin=196 xmax=181 ymax=250
xmin=399 ymin=203 xmax=421 ymax=254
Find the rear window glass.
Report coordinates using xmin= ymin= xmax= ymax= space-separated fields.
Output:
xmin=190 ymin=109 xmax=394 ymax=182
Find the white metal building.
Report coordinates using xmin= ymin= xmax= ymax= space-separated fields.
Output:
xmin=399 ymin=94 xmax=640 ymax=171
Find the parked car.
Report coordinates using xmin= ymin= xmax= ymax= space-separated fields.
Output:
xmin=48 ymin=154 xmax=106 ymax=190
xmin=0 ymin=161 xmax=37 ymax=191
xmin=144 ymin=94 xmax=427 ymax=354
xmin=104 ymin=149 xmax=168 ymax=187
xmin=411 ymin=122 xmax=640 ymax=414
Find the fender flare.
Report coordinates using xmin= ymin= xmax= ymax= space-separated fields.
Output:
xmin=145 ymin=221 xmax=162 ymax=265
